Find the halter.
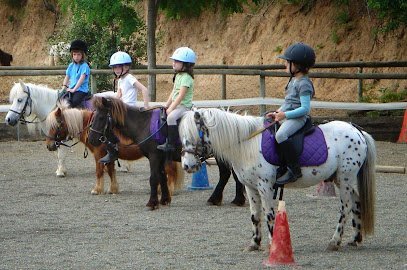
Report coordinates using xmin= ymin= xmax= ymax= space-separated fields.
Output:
xmin=181 ymin=116 xmax=212 ymax=163
xmin=9 ymin=86 xmax=34 ymax=124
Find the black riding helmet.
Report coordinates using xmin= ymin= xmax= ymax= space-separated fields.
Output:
xmin=70 ymin=39 xmax=88 ymax=54
xmin=278 ymin=42 xmax=315 ymax=71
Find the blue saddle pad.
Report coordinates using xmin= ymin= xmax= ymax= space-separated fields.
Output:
xmin=261 ymin=126 xmax=328 ymax=166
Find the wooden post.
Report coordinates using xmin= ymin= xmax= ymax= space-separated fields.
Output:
xmin=259 ymin=73 xmax=266 ymax=115
xmin=221 ymin=58 xmax=226 ymax=100
xmin=91 ymin=70 xmax=97 ymax=94
xmin=358 ymin=62 xmax=363 ymax=101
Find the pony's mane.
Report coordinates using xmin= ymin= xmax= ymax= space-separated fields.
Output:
xmin=93 ymin=96 xmax=127 ymax=126
xmin=46 ymin=107 xmax=85 ymax=138
xmin=180 ymin=108 xmax=263 ymax=166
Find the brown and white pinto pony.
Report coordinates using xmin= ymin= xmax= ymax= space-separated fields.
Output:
xmin=45 ymin=100 xmax=184 ymax=196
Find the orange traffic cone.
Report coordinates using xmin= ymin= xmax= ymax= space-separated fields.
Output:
xmin=263 ymin=200 xmax=295 ymax=267
xmin=397 ymin=109 xmax=407 ymax=143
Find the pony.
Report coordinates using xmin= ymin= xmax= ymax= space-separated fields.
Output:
xmin=87 ymin=96 xmax=246 ymax=209
xmin=179 ymin=108 xmax=376 ymax=251
xmin=45 ymin=100 xmax=184 ymax=195
xmin=5 ymin=81 xmax=68 ymax=177
xmin=0 ymin=49 xmax=13 ymax=66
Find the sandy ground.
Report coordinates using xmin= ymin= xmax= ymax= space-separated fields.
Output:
xmin=0 ymin=140 xmax=406 ymax=270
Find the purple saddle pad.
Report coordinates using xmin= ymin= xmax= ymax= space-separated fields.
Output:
xmin=150 ymin=109 xmax=166 ymax=144
xmin=261 ymin=126 xmax=328 ymax=166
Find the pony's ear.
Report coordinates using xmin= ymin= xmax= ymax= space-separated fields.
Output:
xmin=19 ymin=80 xmax=28 ymax=93
xmin=194 ymin=111 xmax=201 ymax=123
xmin=102 ymin=97 xmax=113 ymax=108
xmin=55 ymin=107 xmax=62 ymax=118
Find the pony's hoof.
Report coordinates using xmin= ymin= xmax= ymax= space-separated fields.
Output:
xmin=326 ymin=241 xmax=340 ymax=251
xmin=91 ymin=189 xmax=103 ymax=195
xmin=346 ymin=241 xmax=359 ymax=247
xmin=244 ymin=244 xmax=261 ymax=252
xmin=207 ymin=198 xmax=222 ymax=206
xmin=146 ymin=201 xmax=159 ymax=210
xmin=231 ymin=197 xmax=245 ymax=206
xmin=160 ymin=198 xmax=171 ymax=205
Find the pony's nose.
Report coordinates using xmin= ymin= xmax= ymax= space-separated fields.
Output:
xmin=5 ymin=117 xmax=16 ymax=126
xmin=46 ymin=143 xmax=57 ymax=151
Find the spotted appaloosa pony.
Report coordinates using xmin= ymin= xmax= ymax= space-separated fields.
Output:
xmin=45 ymin=100 xmax=184 ymax=195
xmin=179 ymin=108 xmax=376 ymax=251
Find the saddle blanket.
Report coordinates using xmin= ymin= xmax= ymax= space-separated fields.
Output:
xmin=150 ymin=109 xmax=166 ymax=144
xmin=261 ymin=126 xmax=328 ymax=166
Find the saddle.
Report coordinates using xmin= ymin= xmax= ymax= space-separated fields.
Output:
xmin=149 ymin=108 xmax=185 ymax=145
xmin=261 ymin=117 xmax=328 ymax=166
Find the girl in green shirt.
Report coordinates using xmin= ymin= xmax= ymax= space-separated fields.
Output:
xmin=157 ymin=47 xmax=196 ymax=152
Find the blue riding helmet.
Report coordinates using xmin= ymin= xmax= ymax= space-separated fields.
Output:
xmin=109 ymin=51 xmax=132 ymax=67
xmin=170 ymin=47 xmax=196 ymax=64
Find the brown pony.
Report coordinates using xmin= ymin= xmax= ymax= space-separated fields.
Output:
xmin=45 ymin=101 xmax=184 ymax=195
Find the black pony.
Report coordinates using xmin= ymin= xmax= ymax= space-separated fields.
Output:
xmin=0 ymin=49 xmax=13 ymax=66
xmin=88 ymin=96 xmax=245 ymax=209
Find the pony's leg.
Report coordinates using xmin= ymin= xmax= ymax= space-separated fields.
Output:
xmin=55 ymin=147 xmax=68 ymax=177
xmin=91 ymin=158 xmax=105 ymax=195
xmin=231 ymin=169 xmax=245 ymax=206
xmin=147 ymin=156 xmax=170 ymax=209
xmin=244 ymin=186 xmax=263 ymax=251
xmin=106 ymin=162 xmax=118 ymax=194
xmin=327 ymin=175 xmax=355 ymax=251
xmin=260 ymin=186 xmax=278 ymax=252
xmin=207 ymin=158 xmax=231 ymax=206
xmin=347 ymin=183 xmax=363 ymax=247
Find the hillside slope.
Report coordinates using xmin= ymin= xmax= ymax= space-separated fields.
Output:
xmin=0 ymin=0 xmax=406 ymax=104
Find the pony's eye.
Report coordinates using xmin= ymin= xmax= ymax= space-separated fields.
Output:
xmin=17 ymin=98 xmax=23 ymax=102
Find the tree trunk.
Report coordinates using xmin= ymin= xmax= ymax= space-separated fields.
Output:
xmin=147 ymin=0 xmax=158 ymax=101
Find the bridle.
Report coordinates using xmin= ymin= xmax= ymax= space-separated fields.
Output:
xmin=9 ymin=86 xmax=34 ymax=124
xmin=181 ymin=115 xmax=212 ymax=164
xmin=47 ymin=111 xmax=94 ymax=149
xmin=89 ymin=110 xmax=112 ymax=144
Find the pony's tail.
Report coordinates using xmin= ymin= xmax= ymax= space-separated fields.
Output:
xmin=358 ymin=131 xmax=376 ymax=236
xmin=165 ymin=161 xmax=185 ymax=196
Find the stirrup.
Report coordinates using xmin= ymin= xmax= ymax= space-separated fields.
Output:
xmin=98 ymin=152 xmax=118 ymax=164
xmin=275 ymin=168 xmax=302 ymax=186
xmin=157 ymin=142 xmax=175 ymax=152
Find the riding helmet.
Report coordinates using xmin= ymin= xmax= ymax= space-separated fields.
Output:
xmin=170 ymin=47 xmax=196 ymax=64
xmin=278 ymin=42 xmax=315 ymax=68
xmin=70 ymin=39 xmax=88 ymax=54
xmin=109 ymin=51 xmax=132 ymax=67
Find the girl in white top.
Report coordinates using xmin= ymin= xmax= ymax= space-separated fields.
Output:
xmin=98 ymin=51 xmax=150 ymax=164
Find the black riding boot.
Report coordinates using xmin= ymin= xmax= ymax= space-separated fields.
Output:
xmin=275 ymin=139 xmax=302 ymax=185
xmin=99 ymin=141 xmax=119 ymax=164
xmin=157 ymin=125 xmax=178 ymax=152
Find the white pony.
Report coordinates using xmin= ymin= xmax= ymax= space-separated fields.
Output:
xmin=179 ymin=108 xmax=376 ymax=251
xmin=5 ymin=81 xmax=68 ymax=177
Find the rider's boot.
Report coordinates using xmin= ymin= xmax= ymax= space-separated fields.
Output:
xmin=157 ymin=125 xmax=178 ymax=152
xmin=99 ymin=141 xmax=119 ymax=164
xmin=275 ymin=139 xmax=302 ymax=185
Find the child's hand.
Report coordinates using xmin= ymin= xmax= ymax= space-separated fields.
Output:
xmin=273 ymin=111 xmax=286 ymax=122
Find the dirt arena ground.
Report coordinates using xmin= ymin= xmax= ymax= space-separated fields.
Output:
xmin=0 ymin=140 xmax=406 ymax=269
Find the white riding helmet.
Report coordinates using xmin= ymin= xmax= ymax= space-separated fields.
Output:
xmin=109 ymin=51 xmax=132 ymax=67
xmin=170 ymin=47 xmax=196 ymax=64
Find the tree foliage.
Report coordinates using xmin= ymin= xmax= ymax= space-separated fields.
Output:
xmin=158 ymin=0 xmax=264 ymax=19
xmin=366 ymin=0 xmax=407 ymax=31
xmin=57 ymin=0 xmax=146 ymax=68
